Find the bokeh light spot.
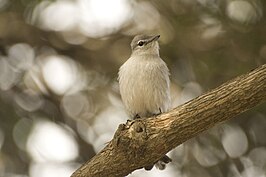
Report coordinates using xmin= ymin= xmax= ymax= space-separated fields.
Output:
xmin=79 ymin=0 xmax=133 ymax=37
xmin=226 ymin=0 xmax=262 ymax=24
xmin=26 ymin=119 xmax=78 ymax=162
xmin=0 ymin=57 xmax=19 ymax=90
xmin=42 ymin=55 xmax=76 ymax=95
xmin=40 ymin=1 xmax=78 ymax=31
xmin=61 ymin=92 xmax=95 ymax=120
xmin=30 ymin=162 xmax=76 ymax=177
xmin=222 ymin=125 xmax=248 ymax=158
xmin=8 ymin=43 xmax=35 ymax=71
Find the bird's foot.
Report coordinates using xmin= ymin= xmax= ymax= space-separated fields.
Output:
xmin=153 ymin=108 xmax=162 ymax=117
xmin=155 ymin=155 xmax=172 ymax=170
xmin=144 ymin=155 xmax=172 ymax=171
xmin=133 ymin=114 xmax=141 ymax=119
xmin=144 ymin=164 xmax=154 ymax=171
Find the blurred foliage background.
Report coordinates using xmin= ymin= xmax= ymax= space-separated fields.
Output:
xmin=0 ymin=0 xmax=266 ymax=177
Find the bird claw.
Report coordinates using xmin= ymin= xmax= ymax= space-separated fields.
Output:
xmin=133 ymin=114 xmax=141 ymax=119
xmin=160 ymin=155 xmax=172 ymax=163
xmin=144 ymin=164 xmax=154 ymax=170
xmin=144 ymin=155 xmax=172 ymax=171
xmin=153 ymin=108 xmax=162 ymax=117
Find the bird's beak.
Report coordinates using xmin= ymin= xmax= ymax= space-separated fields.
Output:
xmin=147 ymin=35 xmax=160 ymax=43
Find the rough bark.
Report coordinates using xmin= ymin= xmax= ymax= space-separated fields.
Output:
xmin=71 ymin=64 xmax=266 ymax=177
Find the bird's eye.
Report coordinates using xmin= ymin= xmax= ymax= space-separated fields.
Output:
xmin=138 ymin=41 xmax=144 ymax=46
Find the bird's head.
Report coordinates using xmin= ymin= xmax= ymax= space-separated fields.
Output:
xmin=130 ymin=34 xmax=160 ymax=56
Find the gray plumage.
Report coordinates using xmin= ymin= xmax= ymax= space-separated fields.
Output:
xmin=118 ymin=34 xmax=170 ymax=118
xmin=118 ymin=34 xmax=171 ymax=170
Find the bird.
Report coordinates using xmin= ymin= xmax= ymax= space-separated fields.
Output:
xmin=118 ymin=34 xmax=172 ymax=170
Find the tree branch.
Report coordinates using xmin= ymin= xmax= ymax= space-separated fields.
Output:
xmin=71 ymin=64 xmax=266 ymax=177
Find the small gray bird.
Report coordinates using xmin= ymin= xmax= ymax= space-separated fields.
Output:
xmin=118 ymin=34 xmax=171 ymax=170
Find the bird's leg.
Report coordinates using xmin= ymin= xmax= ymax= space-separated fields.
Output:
xmin=133 ymin=114 xmax=141 ymax=119
xmin=153 ymin=108 xmax=162 ymax=117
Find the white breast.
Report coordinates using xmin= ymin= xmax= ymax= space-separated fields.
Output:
xmin=118 ymin=55 xmax=170 ymax=118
